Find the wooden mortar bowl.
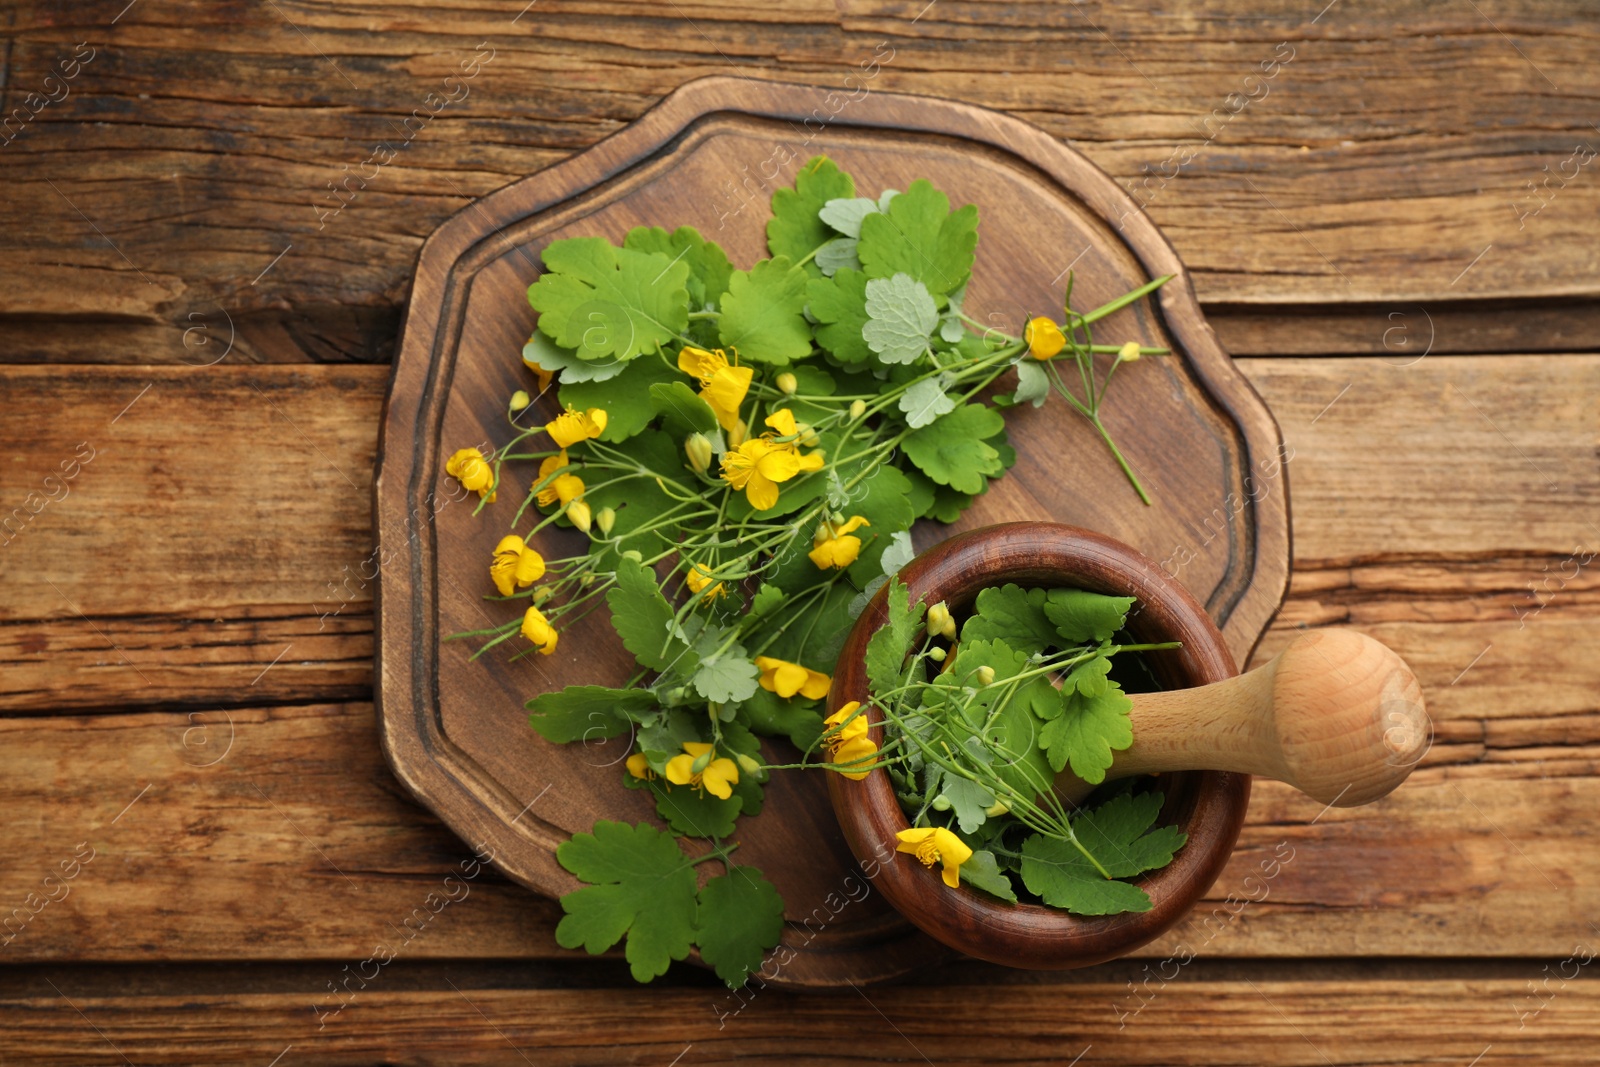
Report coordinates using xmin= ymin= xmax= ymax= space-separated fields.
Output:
xmin=826 ymin=521 xmax=1251 ymax=969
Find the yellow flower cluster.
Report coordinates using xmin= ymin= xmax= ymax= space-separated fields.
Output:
xmin=821 ymin=701 xmax=878 ymax=780
xmin=720 ymin=408 xmax=824 ymax=510
xmin=808 ymin=514 xmax=870 ymax=570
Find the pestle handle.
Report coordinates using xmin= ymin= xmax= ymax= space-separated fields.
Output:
xmin=1058 ymin=628 xmax=1428 ymax=807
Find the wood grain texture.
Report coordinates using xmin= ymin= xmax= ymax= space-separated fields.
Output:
xmin=4 ymin=0 xmax=1598 ymax=349
xmin=372 ymin=76 xmax=1288 ymax=987
xmin=0 ymin=704 xmax=1594 ymax=964
xmin=3 ymin=977 xmax=1597 ymax=1065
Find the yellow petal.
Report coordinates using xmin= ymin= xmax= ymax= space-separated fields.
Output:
xmin=824 ymin=702 xmax=862 ymax=729
xmin=744 ymin=474 xmax=780 ymax=511
xmin=833 ymin=735 xmax=879 ymax=780
xmin=795 ymin=449 xmax=825 ymax=473
xmin=754 ymin=448 xmax=802 ymax=484
xmin=682 ymin=741 xmax=714 ymax=758
xmin=764 ymin=408 xmax=799 ymax=437
xmin=702 ymin=366 xmax=753 ymax=432
xmin=835 ymin=515 xmax=870 ymax=537
xmin=514 ymin=548 xmax=546 ymax=585
xmin=677 ymin=346 xmax=726 ymax=381
xmin=664 ymin=754 xmax=696 ymax=786
xmin=625 ymin=753 xmax=653 ymax=779
xmin=494 ymin=534 xmax=527 ymax=556
xmin=895 ymin=827 xmax=936 ymax=852
xmin=798 ymin=668 xmax=831 ymax=701
xmin=702 ymin=758 xmax=739 ymax=799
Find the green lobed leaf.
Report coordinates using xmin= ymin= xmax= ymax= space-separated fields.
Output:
xmin=960 ymin=848 xmax=1019 ymax=903
xmin=1073 ymin=791 xmax=1187 ymax=878
xmin=527 ymin=237 xmax=691 ymax=361
xmin=1019 ymin=833 xmax=1152 ymax=916
xmin=898 ymin=374 xmax=956 ymax=428
xmin=807 ymin=268 xmax=874 ymax=366
xmin=740 ymin=686 xmax=826 ymax=750
xmin=1038 ymin=680 xmax=1133 ymax=782
xmin=861 ymin=273 xmax=939 ymax=365
xmin=959 ymin=583 xmax=1058 ymax=656
xmin=1013 ymin=360 xmax=1050 ymax=407
xmin=856 ymin=179 xmax=979 ymax=300
xmin=555 ymin=821 xmax=699 ymax=981
xmin=717 ymin=257 xmax=812 ymax=365
xmin=1044 ymin=589 xmax=1136 ymax=644
xmin=696 ymin=867 xmax=786 ymax=987
xmin=558 ymin=357 xmax=679 ymax=442
xmin=607 ymin=555 xmax=694 ymax=674
xmin=767 ymin=156 xmax=856 ymax=271
xmin=523 ymin=332 xmax=627 ymax=384
xmin=818 ymin=196 xmax=880 ymax=237
xmin=623 ymin=225 xmax=733 ymax=308
xmin=902 ymin=403 xmax=1006 ymax=495
xmin=814 ymin=237 xmax=861 ymax=277
xmin=649 ymin=381 xmax=721 ymax=441
xmin=939 ymin=771 xmax=996 ymax=835
xmin=865 ymin=577 xmax=927 ymax=700
xmin=527 ymin=685 xmax=656 ymax=744
xmin=842 ymin=464 xmax=918 ymax=587
xmin=652 ymin=780 xmax=742 ymax=839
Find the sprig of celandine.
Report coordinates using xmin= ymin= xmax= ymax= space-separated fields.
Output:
xmin=441 ymin=156 xmax=1176 ymax=986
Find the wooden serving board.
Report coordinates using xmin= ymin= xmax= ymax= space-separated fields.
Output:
xmin=374 ymin=76 xmax=1289 ymax=988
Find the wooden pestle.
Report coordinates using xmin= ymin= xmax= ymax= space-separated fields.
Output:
xmin=1057 ymin=628 xmax=1428 ymax=807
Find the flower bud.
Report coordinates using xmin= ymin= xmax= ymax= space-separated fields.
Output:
xmin=1025 ymin=316 xmax=1067 ymax=361
xmin=622 ymin=549 xmax=642 ymax=563
xmin=509 ymin=389 xmax=531 ymax=412
xmin=927 ymin=646 xmax=947 ymax=662
xmin=532 ymin=584 xmax=554 ymax=602
xmin=567 ymin=499 xmax=592 ymax=533
xmin=1118 ymin=340 xmax=1142 ymax=363
xmin=776 ymin=371 xmax=798 ymax=395
xmin=735 ymin=752 xmax=762 ymax=776
xmin=984 ymin=800 xmax=1010 ymax=817
xmin=685 ymin=432 xmax=713 ymax=474
xmin=931 ymin=795 xmax=952 ymax=812
xmin=849 ymin=399 xmax=867 ymax=421
xmin=926 ymin=601 xmax=957 ymax=640
xmin=796 ymin=421 xmax=819 ymax=447
xmin=975 ymin=665 xmax=996 ymax=686
xmin=728 ymin=418 xmax=748 ymax=448
xmin=595 ymin=506 xmax=615 ymax=535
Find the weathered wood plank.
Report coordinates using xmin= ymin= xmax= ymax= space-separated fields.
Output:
xmin=6 ymin=355 xmax=1595 ymax=711
xmin=1 ymin=1 xmax=1597 ymax=338
xmin=2 ymin=978 xmax=1595 ymax=1065
xmin=0 ymin=700 xmax=1593 ymax=962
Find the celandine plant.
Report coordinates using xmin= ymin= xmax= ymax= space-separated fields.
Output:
xmin=445 ymin=156 xmax=1173 ymax=985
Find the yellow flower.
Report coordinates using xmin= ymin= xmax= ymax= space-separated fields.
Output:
xmin=521 ymin=348 xmax=555 ymax=393
xmin=808 ymin=515 xmax=870 ymax=570
xmin=685 ymin=564 xmax=726 ymax=603
xmin=895 ymin=826 xmax=973 ymax=888
xmin=720 ymin=439 xmax=801 ymax=510
xmin=535 ymin=451 xmax=585 ymax=507
xmin=547 ymin=406 xmax=608 ymax=448
xmin=678 ymin=346 xmax=753 ymax=434
xmin=446 ymin=447 xmax=496 ymax=502
xmin=1025 ymin=316 xmax=1066 ymax=361
xmin=489 ymin=534 xmax=546 ymax=596
xmin=822 ymin=701 xmax=879 ymax=780
xmin=754 ymin=656 xmax=832 ymax=700
xmin=625 ymin=753 xmax=656 ymax=781
xmin=520 ymin=606 xmax=559 ymax=655
xmin=664 ymin=741 xmax=739 ymax=800
xmin=1117 ymin=340 xmax=1142 ymax=363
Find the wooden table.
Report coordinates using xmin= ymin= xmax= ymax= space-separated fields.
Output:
xmin=2 ymin=3 xmax=1596 ymax=1063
